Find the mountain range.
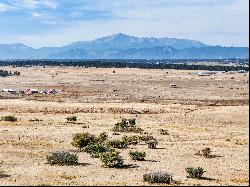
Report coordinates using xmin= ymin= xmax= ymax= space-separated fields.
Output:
xmin=0 ymin=33 xmax=248 ymax=59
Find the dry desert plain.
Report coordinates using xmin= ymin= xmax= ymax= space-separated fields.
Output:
xmin=0 ymin=66 xmax=249 ymax=186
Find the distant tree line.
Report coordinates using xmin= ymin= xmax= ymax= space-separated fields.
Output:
xmin=0 ymin=59 xmax=248 ymax=72
xmin=0 ymin=69 xmax=20 ymax=77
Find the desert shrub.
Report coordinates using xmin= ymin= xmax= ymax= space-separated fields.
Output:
xmin=146 ymin=140 xmax=158 ymax=149
xmin=84 ymin=144 xmax=113 ymax=158
xmin=201 ymin=148 xmax=211 ymax=158
xmin=122 ymin=135 xmax=140 ymax=145
xmin=128 ymin=118 xmax=136 ymax=126
xmin=71 ymin=133 xmax=96 ymax=150
xmin=107 ymin=139 xmax=128 ymax=149
xmin=185 ymin=167 xmax=206 ymax=179
xmin=196 ymin=148 xmax=212 ymax=158
xmin=158 ymin=129 xmax=169 ymax=135
xmin=129 ymin=151 xmax=146 ymax=161
xmin=100 ymin=151 xmax=124 ymax=168
xmin=112 ymin=118 xmax=142 ymax=133
xmin=29 ymin=118 xmax=43 ymax=122
xmin=138 ymin=135 xmax=155 ymax=142
xmin=143 ymin=172 xmax=173 ymax=184
xmin=1 ymin=115 xmax=17 ymax=122
xmin=66 ymin=116 xmax=77 ymax=122
xmin=96 ymin=132 xmax=108 ymax=144
xmin=46 ymin=150 xmax=78 ymax=165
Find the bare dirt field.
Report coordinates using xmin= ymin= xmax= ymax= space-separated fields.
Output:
xmin=0 ymin=66 xmax=249 ymax=186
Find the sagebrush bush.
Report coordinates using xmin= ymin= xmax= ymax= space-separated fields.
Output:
xmin=112 ymin=118 xmax=142 ymax=133
xmin=129 ymin=151 xmax=146 ymax=161
xmin=107 ymin=139 xmax=128 ymax=149
xmin=146 ymin=140 xmax=158 ymax=149
xmin=128 ymin=118 xmax=136 ymax=126
xmin=84 ymin=144 xmax=113 ymax=158
xmin=185 ymin=167 xmax=206 ymax=179
xmin=100 ymin=151 xmax=124 ymax=168
xmin=1 ymin=115 xmax=17 ymax=122
xmin=96 ymin=132 xmax=108 ymax=144
xmin=46 ymin=150 xmax=78 ymax=165
xmin=66 ymin=116 xmax=77 ymax=122
xmin=143 ymin=172 xmax=173 ymax=184
xmin=29 ymin=118 xmax=43 ymax=122
xmin=71 ymin=133 xmax=96 ymax=150
xmin=138 ymin=135 xmax=155 ymax=142
xmin=202 ymin=148 xmax=211 ymax=158
xmin=159 ymin=129 xmax=169 ymax=135
xmin=122 ymin=135 xmax=140 ymax=145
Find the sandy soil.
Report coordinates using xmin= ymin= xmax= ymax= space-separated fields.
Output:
xmin=0 ymin=66 xmax=249 ymax=186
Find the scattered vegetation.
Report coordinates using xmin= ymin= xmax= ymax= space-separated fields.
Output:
xmin=96 ymin=132 xmax=109 ymax=144
xmin=71 ymin=132 xmax=96 ymax=150
xmin=66 ymin=116 xmax=77 ymax=122
xmin=85 ymin=144 xmax=113 ymax=158
xmin=46 ymin=150 xmax=78 ymax=166
xmin=122 ymin=135 xmax=140 ymax=145
xmin=107 ymin=139 xmax=128 ymax=149
xmin=129 ymin=151 xmax=146 ymax=161
xmin=158 ymin=129 xmax=169 ymax=135
xmin=138 ymin=135 xmax=156 ymax=142
xmin=100 ymin=151 xmax=124 ymax=168
xmin=0 ymin=69 xmax=20 ymax=77
xmin=112 ymin=118 xmax=142 ymax=133
xmin=196 ymin=148 xmax=212 ymax=158
xmin=146 ymin=140 xmax=158 ymax=149
xmin=143 ymin=172 xmax=173 ymax=184
xmin=29 ymin=118 xmax=43 ymax=122
xmin=186 ymin=167 xmax=206 ymax=179
xmin=1 ymin=115 xmax=17 ymax=122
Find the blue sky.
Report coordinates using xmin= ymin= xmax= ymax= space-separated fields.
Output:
xmin=0 ymin=0 xmax=248 ymax=48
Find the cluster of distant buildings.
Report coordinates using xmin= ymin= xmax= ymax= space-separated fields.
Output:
xmin=195 ymin=70 xmax=248 ymax=76
xmin=1 ymin=88 xmax=62 ymax=95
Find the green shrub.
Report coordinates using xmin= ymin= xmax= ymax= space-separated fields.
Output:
xmin=185 ymin=167 xmax=206 ymax=179
xmin=200 ymin=148 xmax=211 ymax=158
xmin=138 ymin=135 xmax=155 ymax=142
xmin=158 ymin=129 xmax=169 ymax=135
xmin=66 ymin=116 xmax=77 ymax=122
xmin=85 ymin=144 xmax=113 ymax=158
xmin=1 ymin=115 xmax=17 ymax=122
xmin=29 ymin=118 xmax=43 ymax=122
xmin=128 ymin=118 xmax=136 ymax=126
xmin=96 ymin=132 xmax=108 ymax=144
xmin=129 ymin=151 xmax=146 ymax=161
xmin=46 ymin=150 xmax=78 ymax=165
xmin=71 ymin=133 xmax=96 ymax=150
xmin=146 ymin=140 xmax=158 ymax=149
xmin=143 ymin=172 xmax=173 ymax=184
xmin=122 ymin=135 xmax=140 ymax=145
xmin=100 ymin=151 xmax=124 ymax=168
xmin=107 ymin=139 xmax=128 ymax=149
xmin=112 ymin=118 xmax=142 ymax=133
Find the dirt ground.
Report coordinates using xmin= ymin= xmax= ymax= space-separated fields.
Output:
xmin=0 ymin=66 xmax=249 ymax=186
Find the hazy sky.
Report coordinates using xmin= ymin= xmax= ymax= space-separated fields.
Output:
xmin=0 ymin=0 xmax=249 ymax=48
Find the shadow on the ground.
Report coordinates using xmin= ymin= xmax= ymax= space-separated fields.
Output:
xmin=208 ymin=155 xmax=223 ymax=158
xmin=0 ymin=172 xmax=11 ymax=178
xmin=198 ymin=176 xmax=216 ymax=181
xmin=154 ymin=147 xmax=165 ymax=150
xmin=119 ymin=164 xmax=140 ymax=169
xmin=76 ymin=163 xmax=92 ymax=167
xmin=145 ymin=159 xmax=158 ymax=162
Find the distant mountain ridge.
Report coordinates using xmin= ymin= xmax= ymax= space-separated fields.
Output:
xmin=0 ymin=33 xmax=248 ymax=59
